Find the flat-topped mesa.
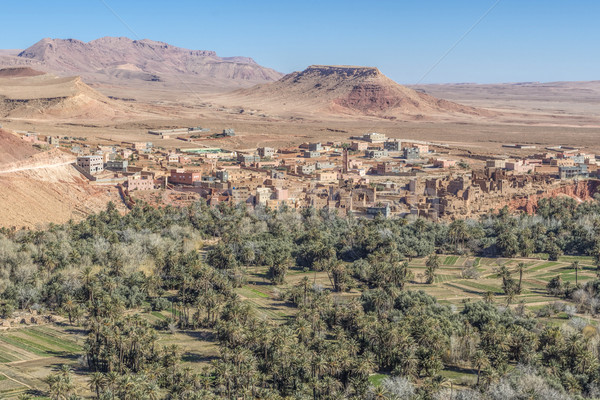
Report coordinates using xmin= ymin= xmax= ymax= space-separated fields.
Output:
xmin=18 ymin=37 xmax=220 ymax=61
xmin=225 ymin=63 xmax=494 ymax=119
xmin=298 ymin=65 xmax=381 ymax=79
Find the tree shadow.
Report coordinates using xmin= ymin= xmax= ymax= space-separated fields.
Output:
xmin=25 ymin=389 xmax=46 ymax=397
xmin=180 ymin=330 xmax=215 ymax=342
xmin=181 ymin=352 xmax=219 ymax=363
xmin=444 ymin=364 xmax=477 ymax=376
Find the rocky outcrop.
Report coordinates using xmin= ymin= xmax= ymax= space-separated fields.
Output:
xmin=507 ymin=180 xmax=600 ymax=214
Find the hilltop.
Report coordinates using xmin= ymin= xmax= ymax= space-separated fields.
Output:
xmin=215 ymin=65 xmax=494 ymax=120
xmin=0 ymin=71 xmax=141 ymax=120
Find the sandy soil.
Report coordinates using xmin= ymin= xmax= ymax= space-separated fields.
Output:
xmin=0 ymin=148 xmax=125 ymax=229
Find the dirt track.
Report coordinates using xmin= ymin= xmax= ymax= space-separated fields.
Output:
xmin=0 ymin=160 xmax=74 ymax=174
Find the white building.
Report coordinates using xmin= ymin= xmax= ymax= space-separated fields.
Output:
xmin=363 ymin=132 xmax=386 ymax=143
xmin=77 ymin=155 xmax=104 ymax=174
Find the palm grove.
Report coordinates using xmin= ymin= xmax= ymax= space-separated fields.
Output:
xmin=3 ymin=196 xmax=600 ymax=399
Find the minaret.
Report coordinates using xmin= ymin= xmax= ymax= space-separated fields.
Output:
xmin=343 ymin=148 xmax=349 ymax=173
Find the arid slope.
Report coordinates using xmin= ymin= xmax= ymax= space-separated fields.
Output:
xmin=0 ymin=128 xmax=39 ymax=164
xmin=0 ymin=70 xmax=141 ymax=120
xmin=0 ymin=130 xmax=124 ymax=228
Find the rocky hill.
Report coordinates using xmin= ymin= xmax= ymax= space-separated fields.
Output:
xmin=0 ymin=71 xmax=140 ymax=120
xmin=0 ymin=146 xmax=125 ymax=228
xmin=2 ymin=37 xmax=282 ymax=93
xmin=218 ymin=65 xmax=493 ymax=120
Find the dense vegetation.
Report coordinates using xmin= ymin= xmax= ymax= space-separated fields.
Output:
xmin=3 ymin=196 xmax=600 ymax=399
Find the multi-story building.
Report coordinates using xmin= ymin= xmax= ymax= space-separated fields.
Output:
xmin=316 ymin=161 xmax=335 ymax=169
xmin=170 ymin=169 xmax=202 ymax=185
xmin=304 ymin=151 xmax=321 ymax=158
xmin=365 ymin=149 xmax=388 ymax=159
xmin=77 ymin=155 xmax=104 ymax=174
xmin=551 ymin=158 xmax=575 ymax=167
xmin=363 ymin=132 xmax=386 ymax=143
xmin=106 ymin=160 xmax=128 ymax=172
xmin=486 ymin=159 xmax=506 ymax=169
xmin=505 ymin=160 xmax=532 ymax=174
xmin=308 ymin=143 xmax=322 ymax=152
xmin=270 ymin=170 xmax=285 ymax=179
xmin=351 ymin=142 xmax=369 ymax=151
xmin=127 ymin=175 xmax=154 ymax=191
xmin=167 ymin=154 xmax=180 ymax=163
xmin=376 ymin=163 xmax=394 ymax=175
xmin=559 ymin=165 xmax=589 ymax=179
xmin=367 ymin=204 xmax=391 ymax=218
xmin=216 ymin=170 xmax=229 ymax=182
xmin=403 ymin=147 xmax=420 ymax=160
xmin=384 ymin=140 xmax=402 ymax=151
xmin=237 ymin=153 xmax=261 ymax=165
xmin=299 ymin=164 xmax=316 ymax=175
xmin=258 ymin=147 xmax=275 ymax=158
xmin=316 ymin=171 xmax=338 ymax=182
xmin=132 ymin=142 xmax=153 ymax=152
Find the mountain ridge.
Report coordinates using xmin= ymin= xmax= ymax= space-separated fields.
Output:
xmin=1 ymin=37 xmax=282 ymax=93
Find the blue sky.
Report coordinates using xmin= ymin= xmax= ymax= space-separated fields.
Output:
xmin=2 ymin=0 xmax=598 ymax=84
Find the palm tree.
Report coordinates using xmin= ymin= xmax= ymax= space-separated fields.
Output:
xmin=572 ymin=261 xmax=580 ymax=285
xmin=516 ymin=262 xmax=526 ymax=294
xmin=80 ymin=265 xmax=94 ymax=301
xmin=46 ymin=365 xmax=76 ymax=400
xmin=62 ymin=297 xmax=77 ymax=324
xmin=449 ymin=219 xmax=470 ymax=250
xmin=472 ymin=350 xmax=489 ymax=386
xmin=424 ymin=264 xmax=437 ymax=285
xmin=505 ymin=289 xmax=516 ymax=306
xmin=89 ymin=372 xmax=105 ymax=399
xmin=592 ymin=242 xmax=600 ymax=276
xmin=424 ymin=253 xmax=440 ymax=285
xmin=105 ymin=371 xmax=118 ymax=397
xmin=483 ymin=291 xmax=495 ymax=304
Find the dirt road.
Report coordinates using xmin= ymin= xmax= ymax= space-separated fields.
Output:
xmin=0 ymin=160 xmax=75 ymax=175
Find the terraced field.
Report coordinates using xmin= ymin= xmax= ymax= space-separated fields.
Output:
xmin=1 ymin=254 xmax=595 ymax=397
xmin=0 ymin=324 xmax=86 ymax=399
xmin=230 ymin=254 xmax=599 ymax=388
xmin=236 ymin=254 xmax=599 ymax=320
xmin=408 ymin=255 xmax=598 ymax=307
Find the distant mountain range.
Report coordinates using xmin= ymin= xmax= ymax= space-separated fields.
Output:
xmin=0 ymin=37 xmax=282 ymax=92
xmin=0 ymin=38 xmax=496 ymax=120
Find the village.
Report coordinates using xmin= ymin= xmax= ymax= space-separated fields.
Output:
xmin=15 ymin=127 xmax=598 ymax=220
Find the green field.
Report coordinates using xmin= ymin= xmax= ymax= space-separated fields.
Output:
xmin=1 ymin=254 xmax=596 ymax=398
xmin=0 ymin=325 xmax=86 ymax=399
